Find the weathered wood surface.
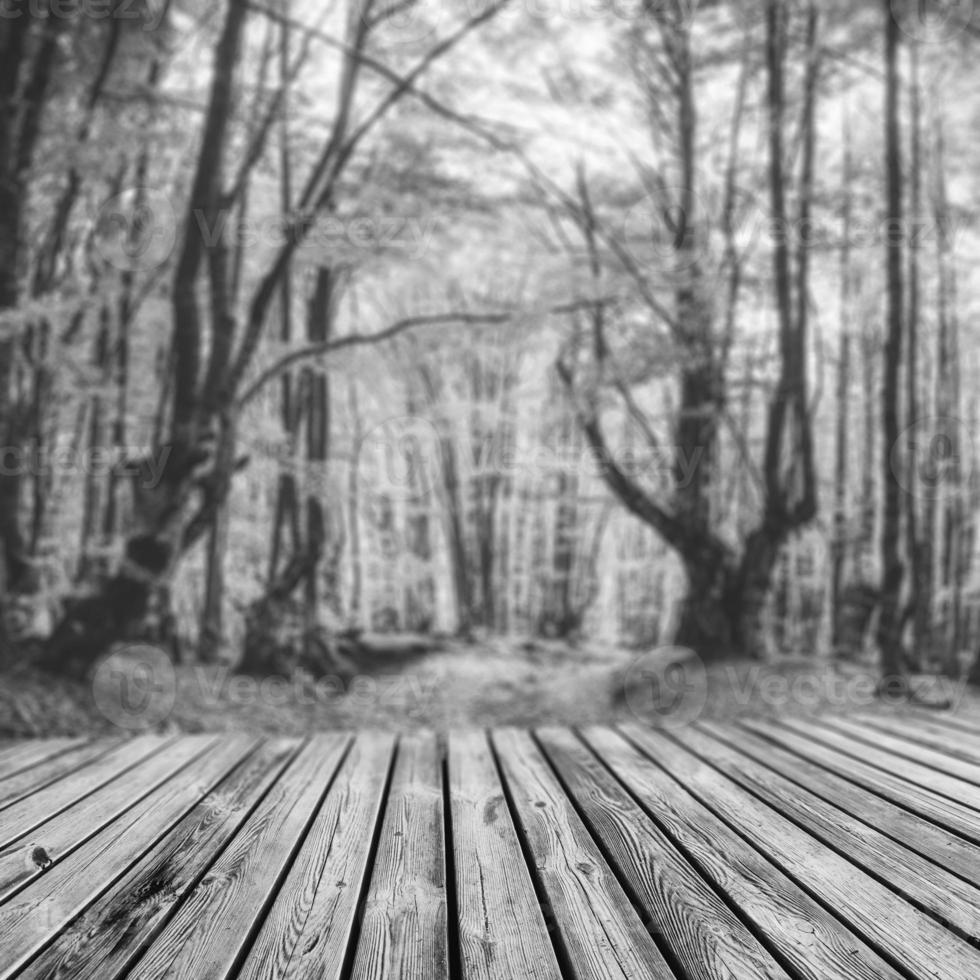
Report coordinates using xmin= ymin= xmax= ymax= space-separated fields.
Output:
xmin=742 ymin=716 xmax=980 ymax=844
xmin=1 ymin=711 xmax=978 ymax=979
xmin=350 ymin=733 xmax=449 ymax=980
xmin=447 ymin=729 xmax=561 ymax=980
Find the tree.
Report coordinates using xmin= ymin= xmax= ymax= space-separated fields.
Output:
xmin=41 ymin=0 xmax=514 ymax=673
xmin=557 ymin=0 xmax=819 ymax=661
xmin=0 ymin=5 xmax=67 ymax=645
xmin=876 ymin=0 xmax=907 ymax=694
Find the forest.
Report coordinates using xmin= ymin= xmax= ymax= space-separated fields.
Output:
xmin=0 ymin=0 xmax=978 ymax=732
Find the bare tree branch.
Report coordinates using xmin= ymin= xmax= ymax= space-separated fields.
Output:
xmin=224 ymin=0 xmax=511 ymax=405
xmin=238 ymin=297 xmax=618 ymax=408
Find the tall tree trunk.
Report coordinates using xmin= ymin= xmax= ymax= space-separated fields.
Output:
xmin=266 ymin=1 xmax=298 ymax=602
xmin=935 ymin=111 xmax=964 ymax=679
xmin=417 ymin=363 xmax=473 ymax=635
xmin=403 ymin=395 xmax=435 ymax=632
xmin=859 ymin=318 xmax=878 ymax=581
xmin=557 ymin=0 xmax=820 ymax=662
xmin=301 ymin=266 xmax=335 ymax=649
xmin=78 ymin=308 xmax=112 ymax=582
xmin=241 ymin=266 xmax=337 ymax=675
xmin=877 ymin=0 xmax=907 ymax=693
xmin=41 ymin=0 xmax=250 ymax=673
xmin=199 ymin=414 xmax=237 ymax=662
xmin=0 ymin=9 xmax=62 ymax=639
xmin=347 ymin=381 xmax=363 ymax=625
xmin=832 ymin=104 xmax=854 ymax=654
xmin=27 ymin=321 xmax=53 ymax=561
xmin=441 ymin=433 xmax=472 ymax=636
xmin=904 ymin=38 xmax=927 ymax=669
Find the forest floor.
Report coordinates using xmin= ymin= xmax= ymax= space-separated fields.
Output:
xmin=0 ymin=637 xmax=976 ymax=737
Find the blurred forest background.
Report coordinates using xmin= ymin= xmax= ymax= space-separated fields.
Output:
xmin=1 ymin=0 xmax=979 ymax=731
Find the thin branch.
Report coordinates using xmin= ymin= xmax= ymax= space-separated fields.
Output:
xmin=224 ymin=5 xmax=328 ymax=208
xmin=224 ymin=0 xmax=512 ymax=404
xmin=249 ymin=0 xmax=678 ymax=334
xmin=238 ymin=297 xmax=618 ymax=408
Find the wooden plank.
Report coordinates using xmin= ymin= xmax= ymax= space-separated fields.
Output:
xmin=679 ymin=723 xmax=980 ymax=940
xmin=855 ymin=711 xmax=980 ymax=764
xmin=448 ymin=729 xmax=561 ymax=980
xmin=911 ymin=709 xmax=980 ymax=737
xmin=742 ymin=717 xmax=980 ymax=841
xmin=492 ymin=727 xmax=676 ymax=980
xmin=0 ymin=735 xmax=173 ymax=849
xmin=775 ymin=715 xmax=980 ymax=809
xmin=0 ymin=741 xmax=120 ymax=811
xmin=581 ymin=726 xmax=906 ymax=980
xmin=0 ymin=736 xmax=213 ymax=901
xmin=234 ymin=732 xmax=395 ymax=980
xmin=0 ymin=736 xmax=256 ymax=978
xmin=817 ymin=714 xmax=980 ymax=786
xmin=350 ymin=733 xmax=448 ymax=980
xmin=622 ymin=723 xmax=980 ymax=980
xmin=0 ymin=741 xmax=89 ymax=781
xmin=700 ymin=720 xmax=980 ymax=883
xmin=535 ymin=727 xmax=789 ymax=980
xmin=19 ymin=739 xmax=298 ymax=980
xmin=127 ymin=734 xmax=350 ymax=980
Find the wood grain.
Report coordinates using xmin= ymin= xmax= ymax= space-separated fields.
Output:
xmin=536 ymin=726 xmax=789 ymax=980
xmin=492 ymin=727 xmax=675 ymax=980
xmin=581 ymin=726 xmax=905 ymax=980
xmin=774 ymin=715 xmax=980 ymax=809
xmin=0 ymin=742 xmax=120 ymax=811
xmin=234 ymin=731 xmax=394 ymax=980
xmin=448 ymin=729 xmax=562 ymax=980
xmin=0 ymin=735 xmax=173 ymax=849
xmin=0 ymin=735 xmax=212 ymax=901
xmin=855 ymin=711 xmax=980 ymax=764
xmin=1 ymin=722 xmax=977 ymax=980
xmin=0 ymin=736 xmax=255 ymax=978
xmin=623 ymin=723 xmax=980 ymax=980
xmin=908 ymin=709 xmax=980 ymax=738
xmin=681 ymin=723 xmax=980 ymax=940
xmin=18 ymin=739 xmax=298 ymax=980
xmin=350 ymin=732 xmax=449 ymax=980
xmin=700 ymin=719 xmax=980 ymax=883
xmin=131 ymin=734 xmax=350 ymax=980
xmin=0 ymin=742 xmax=89 ymax=781
xmin=742 ymin=716 xmax=980 ymax=842
xmin=819 ymin=714 xmax=980 ymax=785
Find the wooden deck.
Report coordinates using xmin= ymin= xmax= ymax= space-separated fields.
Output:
xmin=1 ymin=712 xmax=980 ymax=979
